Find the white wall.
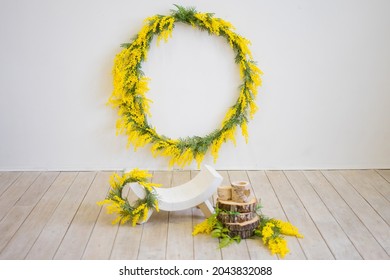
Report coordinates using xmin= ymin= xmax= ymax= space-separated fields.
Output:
xmin=0 ymin=0 xmax=389 ymax=171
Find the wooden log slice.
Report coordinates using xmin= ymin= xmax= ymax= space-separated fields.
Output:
xmin=225 ymin=216 xmax=260 ymax=239
xmin=231 ymin=181 xmax=251 ymax=203
xmin=216 ymin=198 xmax=257 ymax=213
xmin=217 ymin=185 xmax=232 ymax=201
xmin=229 ymin=229 xmax=254 ymax=239
xmin=217 ymin=211 xmax=255 ymax=223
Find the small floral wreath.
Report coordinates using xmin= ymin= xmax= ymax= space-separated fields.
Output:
xmin=109 ymin=5 xmax=263 ymax=168
xmin=97 ymin=169 xmax=160 ymax=226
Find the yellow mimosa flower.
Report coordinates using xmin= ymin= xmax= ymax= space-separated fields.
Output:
xmin=241 ymin=121 xmax=249 ymax=143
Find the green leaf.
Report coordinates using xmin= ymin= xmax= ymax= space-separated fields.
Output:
xmin=171 ymin=4 xmax=197 ymax=23
xmin=120 ymin=43 xmax=131 ymax=48
xmin=253 ymin=229 xmax=262 ymax=237
xmin=232 ymin=235 xmax=241 ymax=243
xmin=218 ymin=237 xmax=232 ymax=248
xmin=255 ymin=203 xmax=263 ymax=215
xmin=211 ymin=229 xmax=222 ymax=238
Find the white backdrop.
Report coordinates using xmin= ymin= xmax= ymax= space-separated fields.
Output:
xmin=0 ymin=0 xmax=389 ymax=171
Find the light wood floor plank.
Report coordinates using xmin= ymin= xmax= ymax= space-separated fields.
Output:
xmin=266 ymin=171 xmax=334 ymax=259
xmin=192 ymin=170 xmax=222 ymax=260
xmin=305 ymin=170 xmax=388 ymax=259
xmin=322 ymin=171 xmax=390 ymax=255
xmin=0 ymin=207 xmax=29 ymax=253
xmin=341 ymin=170 xmax=390 ymax=224
xmin=219 ymin=171 xmax=250 ymax=260
xmin=377 ymin=170 xmax=390 ymax=183
xmin=247 ymin=170 xmax=305 ymax=260
xmin=25 ymin=172 xmax=96 ymax=259
xmin=285 ymin=171 xmax=361 ymax=259
xmin=364 ymin=170 xmax=390 ymax=201
xmin=16 ymin=173 xmax=59 ymax=208
xmin=0 ymin=172 xmax=40 ymax=221
xmin=54 ymin=172 xmax=109 ymax=259
xmin=0 ymin=172 xmax=59 ymax=254
xmin=0 ymin=172 xmax=21 ymax=196
xmin=136 ymin=171 xmax=171 ymax=260
xmin=0 ymin=172 xmax=77 ymax=259
xmin=166 ymin=170 xmax=194 ymax=259
xmin=81 ymin=172 xmax=119 ymax=260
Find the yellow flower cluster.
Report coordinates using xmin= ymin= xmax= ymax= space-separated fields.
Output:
xmin=260 ymin=222 xmax=289 ymax=258
xmin=157 ymin=16 xmax=175 ymax=44
xmin=194 ymin=13 xmax=225 ymax=35
xmin=97 ymin=169 xmax=160 ymax=226
xmin=275 ymin=219 xmax=304 ymax=238
xmin=211 ymin=126 xmax=237 ymax=161
xmin=268 ymin=237 xmax=289 ymax=257
xmin=257 ymin=218 xmax=303 ymax=258
xmin=109 ymin=6 xmax=263 ymax=168
xmin=261 ymin=222 xmax=275 ymax=243
xmin=240 ymin=121 xmax=249 ymax=143
xmin=192 ymin=217 xmax=217 ymax=235
xmin=126 ymin=168 xmax=153 ymax=182
xmin=97 ymin=196 xmax=130 ymax=225
xmin=131 ymin=203 xmax=148 ymax=226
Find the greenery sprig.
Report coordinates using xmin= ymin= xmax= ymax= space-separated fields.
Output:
xmin=109 ymin=5 xmax=263 ymax=168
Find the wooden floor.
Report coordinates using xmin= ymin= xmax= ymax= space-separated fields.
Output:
xmin=0 ymin=169 xmax=389 ymax=260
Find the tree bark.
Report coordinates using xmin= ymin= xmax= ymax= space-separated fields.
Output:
xmin=216 ymin=198 xmax=257 ymax=213
xmin=225 ymin=216 xmax=260 ymax=239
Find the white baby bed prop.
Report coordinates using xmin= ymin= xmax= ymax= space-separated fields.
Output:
xmin=130 ymin=165 xmax=223 ymax=222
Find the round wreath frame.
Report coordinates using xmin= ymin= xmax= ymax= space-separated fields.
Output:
xmin=109 ymin=5 xmax=262 ymax=168
xmin=98 ymin=169 xmax=160 ymax=226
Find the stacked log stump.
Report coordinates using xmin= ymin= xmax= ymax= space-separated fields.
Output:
xmin=216 ymin=181 xmax=260 ymax=239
